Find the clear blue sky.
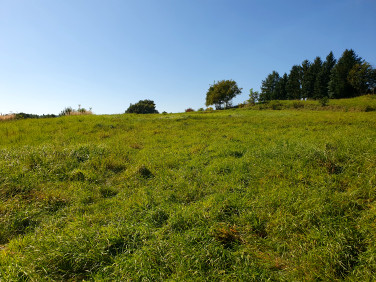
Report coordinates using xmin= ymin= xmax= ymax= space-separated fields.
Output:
xmin=1 ymin=0 xmax=375 ymax=115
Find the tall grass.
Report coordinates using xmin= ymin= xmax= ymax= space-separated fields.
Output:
xmin=0 ymin=98 xmax=376 ymax=280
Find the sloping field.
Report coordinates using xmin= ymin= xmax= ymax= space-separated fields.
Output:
xmin=1 ymin=106 xmax=376 ymax=280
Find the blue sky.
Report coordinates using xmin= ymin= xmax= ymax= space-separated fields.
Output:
xmin=1 ymin=0 xmax=375 ymax=115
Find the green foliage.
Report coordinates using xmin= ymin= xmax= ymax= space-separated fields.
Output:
xmin=258 ymin=49 xmax=374 ymax=102
xmin=314 ymin=51 xmax=336 ymax=99
xmin=275 ymin=73 xmax=288 ymax=100
xmin=246 ymin=95 xmax=376 ymax=111
xmin=125 ymin=100 xmax=159 ymax=114
xmin=319 ymin=96 xmax=329 ymax=106
xmin=14 ymin=113 xmax=57 ymax=119
xmin=301 ymin=57 xmax=322 ymax=99
xmin=248 ymin=88 xmax=259 ymax=104
xmin=348 ymin=62 xmax=376 ymax=95
xmin=329 ymin=49 xmax=362 ymax=98
xmin=1 ymin=100 xmax=376 ymax=280
xmin=286 ymin=65 xmax=302 ymax=99
xmin=260 ymin=71 xmax=280 ymax=102
xmin=60 ymin=106 xmax=92 ymax=116
xmin=205 ymin=80 xmax=242 ymax=109
xmin=60 ymin=107 xmax=73 ymax=116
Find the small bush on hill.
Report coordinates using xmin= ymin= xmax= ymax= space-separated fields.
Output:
xmin=126 ymin=100 xmax=158 ymax=114
xmin=319 ymin=96 xmax=329 ymax=107
xmin=60 ymin=106 xmax=92 ymax=116
xmin=270 ymin=100 xmax=282 ymax=110
xmin=185 ymin=108 xmax=194 ymax=112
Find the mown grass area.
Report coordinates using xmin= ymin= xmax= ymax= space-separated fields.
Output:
xmin=1 ymin=98 xmax=376 ymax=280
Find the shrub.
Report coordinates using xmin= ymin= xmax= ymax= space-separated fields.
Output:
xmin=319 ymin=97 xmax=329 ymax=107
xmin=269 ymin=100 xmax=282 ymax=110
xmin=126 ymin=100 xmax=158 ymax=114
xmin=293 ymin=101 xmax=304 ymax=109
xmin=60 ymin=107 xmax=92 ymax=116
xmin=364 ymin=105 xmax=375 ymax=112
xmin=185 ymin=108 xmax=194 ymax=112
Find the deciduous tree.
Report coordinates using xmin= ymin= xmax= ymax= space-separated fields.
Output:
xmin=125 ymin=100 xmax=159 ymax=114
xmin=348 ymin=62 xmax=376 ymax=95
xmin=205 ymin=80 xmax=242 ymax=109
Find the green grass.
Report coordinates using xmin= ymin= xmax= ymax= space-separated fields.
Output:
xmin=1 ymin=96 xmax=376 ymax=280
xmin=246 ymin=94 xmax=376 ymax=111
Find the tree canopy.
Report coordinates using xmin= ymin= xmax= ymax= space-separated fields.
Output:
xmin=125 ymin=100 xmax=159 ymax=114
xmin=348 ymin=62 xmax=376 ymax=95
xmin=257 ymin=49 xmax=374 ymax=102
xmin=260 ymin=71 xmax=280 ymax=102
xmin=205 ymin=80 xmax=242 ymax=109
xmin=329 ymin=49 xmax=362 ymax=98
xmin=286 ymin=65 xmax=302 ymax=100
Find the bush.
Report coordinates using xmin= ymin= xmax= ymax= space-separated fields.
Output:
xmin=60 ymin=106 xmax=92 ymax=116
xmin=292 ymin=101 xmax=304 ymax=109
xmin=185 ymin=108 xmax=194 ymax=112
xmin=269 ymin=100 xmax=282 ymax=110
xmin=125 ymin=100 xmax=158 ymax=114
xmin=319 ymin=97 xmax=329 ymax=107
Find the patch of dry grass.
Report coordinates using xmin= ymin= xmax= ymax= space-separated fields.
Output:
xmin=0 ymin=114 xmax=16 ymax=121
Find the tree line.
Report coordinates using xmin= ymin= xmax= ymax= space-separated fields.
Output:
xmin=126 ymin=49 xmax=375 ymax=113
xmin=259 ymin=49 xmax=376 ymax=102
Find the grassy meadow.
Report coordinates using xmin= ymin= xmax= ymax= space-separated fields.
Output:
xmin=1 ymin=97 xmax=376 ymax=280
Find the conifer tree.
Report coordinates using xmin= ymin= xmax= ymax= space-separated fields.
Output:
xmin=301 ymin=57 xmax=322 ymax=99
xmin=286 ymin=65 xmax=302 ymax=100
xmin=329 ymin=49 xmax=362 ymax=98
xmin=260 ymin=71 xmax=280 ymax=102
xmin=275 ymin=73 xmax=288 ymax=100
xmin=314 ymin=51 xmax=336 ymax=99
xmin=301 ymin=60 xmax=312 ymax=99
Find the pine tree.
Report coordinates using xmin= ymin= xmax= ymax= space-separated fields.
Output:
xmin=329 ymin=49 xmax=362 ymax=98
xmin=314 ymin=51 xmax=336 ymax=99
xmin=301 ymin=60 xmax=312 ymax=99
xmin=260 ymin=71 xmax=280 ymax=102
xmin=301 ymin=57 xmax=322 ymax=99
xmin=286 ymin=65 xmax=302 ymax=100
xmin=275 ymin=73 xmax=288 ymax=100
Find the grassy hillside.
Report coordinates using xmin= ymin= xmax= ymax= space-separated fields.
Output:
xmin=246 ymin=94 xmax=376 ymax=111
xmin=1 ymin=100 xmax=376 ymax=280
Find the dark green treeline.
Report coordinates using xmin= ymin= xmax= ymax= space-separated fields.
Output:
xmin=259 ymin=49 xmax=376 ymax=102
